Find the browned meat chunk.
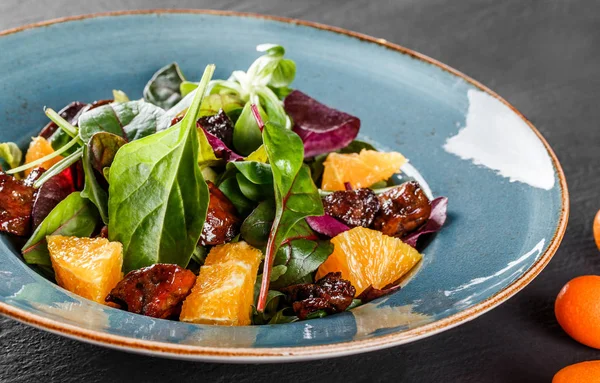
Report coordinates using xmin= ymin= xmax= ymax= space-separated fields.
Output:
xmin=0 ymin=173 xmax=36 ymax=236
xmin=322 ymin=188 xmax=380 ymax=228
xmin=200 ymin=181 xmax=241 ymax=246
xmin=282 ymin=272 xmax=356 ymax=320
xmin=197 ymin=110 xmax=234 ymax=148
xmin=106 ymin=264 xmax=196 ymax=319
xmin=372 ymin=181 xmax=431 ymax=237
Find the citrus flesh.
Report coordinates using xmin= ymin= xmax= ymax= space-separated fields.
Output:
xmin=321 ymin=149 xmax=406 ymax=191
xmin=24 ymin=136 xmax=63 ymax=176
xmin=47 ymin=235 xmax=123 ymax=304
xmin=316 ymin=226 xmax=422 ymax=295
xmin=180 ymin=241 xmax=262 ymax=326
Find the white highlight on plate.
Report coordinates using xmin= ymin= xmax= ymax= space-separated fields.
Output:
xmin=444 ymin=89 xmax=555 ymax=190
xmin=442 ymin=238 xmax=546 ymax=312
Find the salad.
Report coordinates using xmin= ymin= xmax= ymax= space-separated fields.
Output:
xmin=0 ymin=44 xmax=447 ymax=325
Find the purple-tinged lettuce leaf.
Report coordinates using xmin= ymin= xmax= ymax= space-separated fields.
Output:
xmin=202 ymin=129 xmax=243 ymax=162
xmin=284 ymin=90 xmax=360 ymax=157
xmin=403 ymin=197 xmax=448 ymax=247
xmin=306 ymin=215 xmax=350 ymax=238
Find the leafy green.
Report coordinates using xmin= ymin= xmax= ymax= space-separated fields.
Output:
xmin=0 ymin=142 xmax=22 ymax=171
xmin=271 ymin=221 xmax=333 ymax=288
xmin=229 ymin=161 xmax=273 ymax=184
xmin=87 ymin=132 xmax=126 ymax=175
xmin=236 ymin=173 xmax=274 ymax=201
xmin=233 ymin=101 xmax=268 ymax=155
xmin=240 ymin=200 xmax=275 ymax=248
xmin=217 ymin=177 xmax=254 ymax=216
xmin=112 ymin=89 xmax=130 ymax=103
xmin=108 ymin=65 xmax=215 ymax=272
xmin=78 ymin=100 xmax=167 ymax=143
xmin=143 ymin=63 xmax=186 ymax=109
xmin=198 ymin=93 xmax=245 ymax=121
xmin=32 ymin=148 xmax=83 ymax=189
xmin=81 ymin=145 xmax=109 ymax=224
xmin=22 ymin=192 xmax=100 ymax=266
xmin=256 ymin=120 xmax=323 ymax=311
xmin=197 ymin=128 xmax=221 ymax=167
xmin=339 ymin=139 xmax=377 ymax=153
xmin=252 ymin=288 xmax=285 ymax=325
xmin=268 ymin=307 xmax=299 ymax=324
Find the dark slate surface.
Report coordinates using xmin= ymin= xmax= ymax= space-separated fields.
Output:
xmin=0 ymin=1 xmax=598 ymax=382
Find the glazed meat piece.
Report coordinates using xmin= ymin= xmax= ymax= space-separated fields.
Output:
xmin=197 ymin=110 xmax=234 ymax=148
xmin=372 ymin=181 xmax=431 ymax=237
xmin=282 ymin=272 xmax=356 ymax=320
xmin=106 ymin=264 xmax=196 ymax=319
xmin=0 ymin=173 xmax=37 ymax=236
xmin=322 ymin=188 xmax=380 ymax=227
xmin=200 ymin=181 xmax=241 ymax=246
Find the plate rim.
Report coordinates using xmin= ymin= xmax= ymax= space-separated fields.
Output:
xmin=0 ymin=9 xmax=569 ymax=362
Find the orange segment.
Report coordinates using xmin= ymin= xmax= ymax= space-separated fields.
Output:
xmin=321 ymin=149 xmax=406 ymax=191
xmin=203 ymin=241 xmax=262 ymax=267
xmin=24 ymin=136 xmax=63 ymax=176
xmin=316 ymin=227 xmax=422 ymax=295
xmin=47 ymin=235 xmax=123 ymax=304
xmin=180 ymin=241 xmax=262 ymax=326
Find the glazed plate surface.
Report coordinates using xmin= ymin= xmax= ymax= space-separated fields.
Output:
xmin=0 ymin=10 xmax=568 ymax=362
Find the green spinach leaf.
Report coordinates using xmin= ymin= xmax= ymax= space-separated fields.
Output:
xmin=78 ymin=100 xmax=167 ymax=143
xmin=81 ymin=145 xmax=109 ymax=224
xmin=236 ymin=173 xmax=274 ymax=202
xmin=218 ymin=177 xmax=254 ymax=216
xmin=240 ymin=200 xmax=275 ymax=248
xmin=143 ymin=63 xmax=186 ymax=109
xmin=256 ymin=119 xmax=323 ymax=311
xmin=108 ymin=65 xmax=215 ymax=272
xmin=22 ymin=192 xmax=100 ymax=266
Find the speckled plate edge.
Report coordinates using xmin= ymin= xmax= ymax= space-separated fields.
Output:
xmin=0 ymin=9 xmax=569 ymax=363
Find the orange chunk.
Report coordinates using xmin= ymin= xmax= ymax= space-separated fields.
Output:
xmin=47 ymin=235 xmax=123 ymax=304
xmin=321 ymin=150 xmax=406 ymax=191
xmin=180 ymin=241 xmax=262 ymax=326
xmin=24 ymin=136 xmax=63 ymax=175
xmin=316 ymin=227 xmax=421 ymax=295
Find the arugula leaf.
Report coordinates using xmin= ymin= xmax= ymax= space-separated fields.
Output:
xmin=256 ymin=117 xmax=323 ymax=311
xmin=108 ymin=65 xmax=215 ymax=272
xmin=0 ymin=142 xmax=22 ymax=171
xmin=22 ymin=192 xmax=100 ymax=266
xmin=143 ymin=63 xmax=186 ymax=109
xmin=81 ymin=145 xmax=109 ymax=224
xmin=78 ymin=100 xmax=167 ymax=143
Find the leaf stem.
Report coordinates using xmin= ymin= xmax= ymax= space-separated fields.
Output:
xmin=33 ymin=147 xmax=83 ymax=188
xmin=44 ymin=108 xmax=79 ymax=138
xmin=6 ymin=135 xmax=82 ymax=175
xmin=250 ymin=104 xmax=265 ymax=131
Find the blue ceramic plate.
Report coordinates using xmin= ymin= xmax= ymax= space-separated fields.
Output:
xmin=0 ymin=10 xmax=568 ymax=362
